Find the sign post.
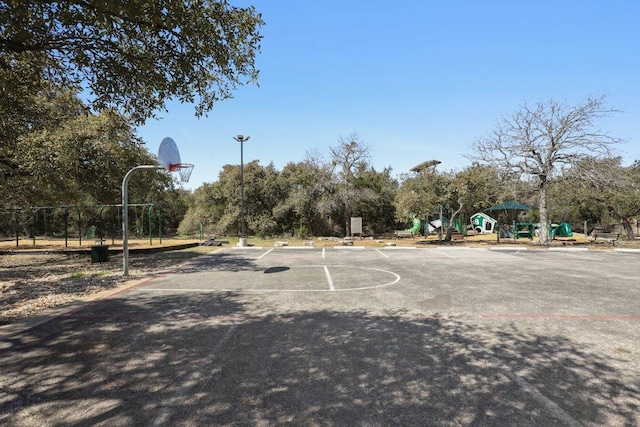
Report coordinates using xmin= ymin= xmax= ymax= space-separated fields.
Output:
xmin=351 ymin=217 xmax=363 ymax=240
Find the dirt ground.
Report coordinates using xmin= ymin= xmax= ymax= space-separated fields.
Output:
xmin=0 ymin=243 xmax=208 ymax=324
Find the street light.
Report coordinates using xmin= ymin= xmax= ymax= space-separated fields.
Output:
xmin=233 ymin=134 xmax=250 ymax=246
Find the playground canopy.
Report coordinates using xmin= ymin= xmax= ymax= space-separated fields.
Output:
xmin=485 ymin=201 xmax=532 ymax=211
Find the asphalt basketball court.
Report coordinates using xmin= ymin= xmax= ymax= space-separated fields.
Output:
xmin=1 ymin=246 xmax=639 ymax=426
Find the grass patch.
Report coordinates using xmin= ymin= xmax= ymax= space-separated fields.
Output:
xmin=69 ymin=271 xmax=87 ymax=278
xmin=69 ymin=270 xmax=112 ymax=279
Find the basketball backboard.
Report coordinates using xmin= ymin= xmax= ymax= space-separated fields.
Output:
xmin=158 ymin=137 xmax=181 ymax=171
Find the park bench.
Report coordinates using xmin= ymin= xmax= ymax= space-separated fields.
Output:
xmin=590 ymin=232 xmax=620 ymax=245
xmin=395 ymin=230 xmax=415 ymax=239
xmin=450 ymin=231 xmax=464 ymax=241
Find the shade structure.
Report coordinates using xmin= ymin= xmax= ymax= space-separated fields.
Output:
xmin=485 ymin=201 xmax=532 ymax=211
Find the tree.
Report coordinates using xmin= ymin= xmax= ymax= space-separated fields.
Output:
xmin=469 ymin=95 xmax=621 ymax=244
xmin=274 ymin=157 xmax=334 ymax=237
xmin=242 ymin=161 xmax=281 ymax=238
xmin=444 ymin=164 xmax=505 ymax=240
xmin=351 ymin=167 xmax=398 ymax=234
xmin=561 ymin=157 xmax=640 ymax=238
xmin=178 ymin=182 xmax=225 ymax=237
xmin=1 ymin=88 xmax=165 ymax=208
xmin=1 ymin=0 xmax=263 ymax=124
xmin=394 ymin=170 xmax=450 ymax=223
xmin=329 ymin=134 xmax=378 ymax=236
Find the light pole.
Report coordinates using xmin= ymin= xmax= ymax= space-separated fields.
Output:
xmin=233 ymin=134 xmax=250 ymax=246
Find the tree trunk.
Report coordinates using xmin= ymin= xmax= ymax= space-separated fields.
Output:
xmin=538 ymin=181 xmax=550 ymax=244
xmin=444 ymin=204 xmax=464 ymax=241
xmin=621 ymin=218 xmax=635 ymax=239
xmin=608 ymin=209 xmax=636 ymax=239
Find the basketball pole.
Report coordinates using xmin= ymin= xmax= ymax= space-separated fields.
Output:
xmin=122 ymin=165 xmax=163 ymax=276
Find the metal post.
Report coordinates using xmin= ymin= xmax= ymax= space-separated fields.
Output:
xmin=77 ymin=208 xmax=82 ymax=246
xmin=122 ymin=165 xmax=162 ymax=276
xmin=148 ymin=204 xmax=154 ymax=246
xmin=64 ymin=208 xmax=69 ymax=247
xmin=15 ymin=209 xmax=19 ymax=247
xmin=31 ymin=213 xmax=35 ymax=246
xmin=111 ymin=208 xmax=116 ymax=245
xmin=233 ymin=135 xmax=250 ymax=246
xmin=438 ymin=206 xmax=443 ymax=241
xmin=98 ymin=205 xmax=105 ymax=244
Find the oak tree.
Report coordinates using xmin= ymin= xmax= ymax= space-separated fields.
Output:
xmin=469 ymin=96 xmax=620 ymax=244
xmin=1 ymin=0 xmax=263 ymax=124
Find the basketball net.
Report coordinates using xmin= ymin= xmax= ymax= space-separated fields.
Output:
xmin=169 ymin=163 xmax=194 ymax=183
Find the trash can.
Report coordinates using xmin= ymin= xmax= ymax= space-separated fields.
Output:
xmin=91 ymin=245 xmax=109 ymax=263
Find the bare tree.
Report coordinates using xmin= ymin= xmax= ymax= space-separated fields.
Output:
xmin=330 ymin=133 xmax=372 ymax=182
xmin=329 ymin=134 xmax=375 ymax=236
xmin=468 ymin=95 xmax=620 ymax=244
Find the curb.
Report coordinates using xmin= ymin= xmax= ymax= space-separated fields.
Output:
xmin=548 ymin=247 xmax=589 ymax=252
xmin=615 ymin=248 xmax=640 ymax=253
xmin=0 ymin=242 xmax=200 ymax=256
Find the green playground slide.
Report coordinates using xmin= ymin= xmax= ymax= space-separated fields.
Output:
xmin=406 ymin=217 xmax=422 ymax=234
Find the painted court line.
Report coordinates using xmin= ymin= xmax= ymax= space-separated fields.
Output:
xmin=548 ymin=247 xmax=589 ymax=252
xmin=381 ymin=246 xmax=416 ymax=250
xmin=490 ymin=246 xmax=528 ymax=251
xmin=139 ymin=266 xmax=401 ymax=293
xmin=323 ymin=265 xmax=336 ymax=291
xmin=464 ymin=338 xmax=582 ymax=427
xmin=257 ymin=248 xmax=274 ymax=259
xmin=375 ymin=248 xmax=389 ymax=258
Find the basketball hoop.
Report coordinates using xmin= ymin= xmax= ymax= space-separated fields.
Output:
xmin=169 ymin=163 xmax=194 ymax=183
xmin=158 ymin=137 xmax=194 ymax=183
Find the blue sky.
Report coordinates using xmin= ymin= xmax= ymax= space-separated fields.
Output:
xmin=138 ymin=0 xmax=640 ymax=190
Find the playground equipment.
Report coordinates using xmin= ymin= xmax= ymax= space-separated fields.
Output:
xmin=1 ymin=204 xmax=161 ymax=248
xmin=470 ymin=212 xmax=497 ymax=234
xmin=422 ymin=214 xmax=464 ymax=240
xmin=396 ymin=217 xmax=422 ymax=238
xmin=407 ymin=217 xmax=422 ymax=234
xmin=425 ymin=219 xmax=442 ymax=234
xmin=550 ymin=222 xmax=573 ymax=238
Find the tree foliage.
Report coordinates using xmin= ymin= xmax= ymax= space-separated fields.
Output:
xmin=549 ymin=157 xmax=640 ymax=238
xmin=394 ymin=170 xmax=450 ymax=221
xmin=469 ymin=95 xmax=621 ymax=244
xmin=175 ymin=149 xmax=639 ymax=241
xmin=1 ymin=87 xmax=163 ymax=205
xmin=0 ymin=87 xmax=184 ymax=237
xmin=351 ymin=167 xmax=398 ymax=234
xmin=328 ymin=134 xmax=382 ymax=235
xmin=1 ymin=0 xmax=263 ymax=123
xmin=274 ymin=158 xmax=334 ymax=237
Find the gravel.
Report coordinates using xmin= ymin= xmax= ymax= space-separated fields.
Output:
xmin=0 ymin=248 xmax=206 ymax=324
